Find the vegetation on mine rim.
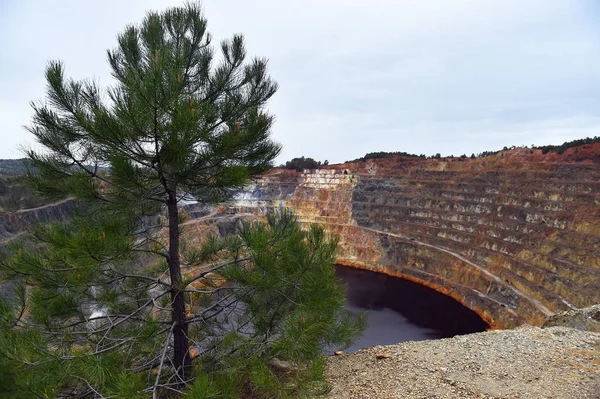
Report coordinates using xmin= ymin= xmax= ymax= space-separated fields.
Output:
xmin=278 ymin=136 xmax=600 ymax=169
xmin=343 ymin=135 xmax=600 ymax=163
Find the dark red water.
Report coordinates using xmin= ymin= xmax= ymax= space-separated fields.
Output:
xmin=336 ymin=265 xmax=489 ymax=352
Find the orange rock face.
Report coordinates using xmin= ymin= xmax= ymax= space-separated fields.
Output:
xmin=222 ymin=146 xmax=600 ymax=329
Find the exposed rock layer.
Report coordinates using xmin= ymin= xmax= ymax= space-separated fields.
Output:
xmin=226 ymin=146 xmax=600 ymax=329
xmin=544 ymin=304 xmax=600 ymax=333
xmin=0 ymin=198 xmax=76 ymax=242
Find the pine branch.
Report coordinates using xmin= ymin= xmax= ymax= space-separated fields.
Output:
xmin=152 ymin=322 xmax=175 ymax=398
xmin=185 ymin=257 xmax=249 ymax=286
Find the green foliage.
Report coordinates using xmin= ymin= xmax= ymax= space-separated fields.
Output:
xmin=346 ymin=151 xmax=425 ymax=163
xmin=25 ymin=1 xmax=280 ymax=207
xmin=187 ymin=373 xmax=221 ymax=398
xmin=476 ymin=150 xmax=501 ymax=158
xmin=186 ymin=211 xmax=365 ymax=398
xmin=336 ymin=136 xmax=600 ymax=164
xmin=281 ymin=156 xmax=327 ymax=171
xmin=0 ymin=211 xmax=363 ymax=397
xmin=535 ymin=136 xmax=600 ymax=155
xmin=0 ymin=296 xmax=65 ymax=398
xmin=1 ymin=2 xmax=363 ymax=397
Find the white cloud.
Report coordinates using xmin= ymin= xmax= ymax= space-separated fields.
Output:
xmin=1 ymin=0 xmax=599 ymax=162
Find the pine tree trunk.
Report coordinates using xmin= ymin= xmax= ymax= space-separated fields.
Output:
xmin=166 ymin=189 xmax=191 ymax=381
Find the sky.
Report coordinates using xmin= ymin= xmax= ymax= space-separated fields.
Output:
xmin=1 ymin=0 xmax=600 ymax=164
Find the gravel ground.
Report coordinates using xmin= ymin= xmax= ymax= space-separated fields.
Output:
xmin=327 ymin=326 xmax=600 ymax=399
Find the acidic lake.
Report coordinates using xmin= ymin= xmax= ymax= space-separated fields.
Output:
xmin=335 ymin=265 xmax=489 ymax=352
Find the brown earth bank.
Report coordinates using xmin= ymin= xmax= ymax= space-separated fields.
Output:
xmin=223 ymin=144 xmax=600 ymax=329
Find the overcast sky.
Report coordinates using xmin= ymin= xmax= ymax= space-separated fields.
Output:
xmin=1 ymin=1 xmax=600 ymax=163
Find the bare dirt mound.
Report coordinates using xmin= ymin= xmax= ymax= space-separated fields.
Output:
xmin=327 ymin=326 xmax=600 ymax=399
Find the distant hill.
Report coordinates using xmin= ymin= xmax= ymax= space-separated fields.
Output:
xmin=0 ymin=159 xmax=30 ymax=175
xmin=0 ymin=175 xmax=48 ymax=212
xmin=0 ymin=159 xmax=46 ymax=212
xmin=341 ymin=136 xmax=600 ymax=163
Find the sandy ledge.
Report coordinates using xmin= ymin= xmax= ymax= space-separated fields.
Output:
xmin=327 ymin=326 xmax=600 ymax=399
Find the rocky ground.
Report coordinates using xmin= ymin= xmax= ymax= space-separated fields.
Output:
xmin=326 ymin=326 xmax=600 ymax=399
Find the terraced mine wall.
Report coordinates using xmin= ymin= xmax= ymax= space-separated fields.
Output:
xmin=0 ymin=199 xmax=77 ymax=242
xmin=228 ymin=147 xmax=600 ymax=329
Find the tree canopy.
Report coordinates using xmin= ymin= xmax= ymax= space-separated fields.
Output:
xmin=0 ymin=3 xmax=364 ymax=397
xmin=281 ymin=157 xmax=327 ymax=171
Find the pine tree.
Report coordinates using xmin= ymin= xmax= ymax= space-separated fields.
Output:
xmin=0 ymin=3 xmax=364 ymax=397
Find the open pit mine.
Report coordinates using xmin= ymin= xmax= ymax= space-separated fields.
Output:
xmin=210 ymin=145 xmax=600 ymax=330
xmin=2 ymin=145 xmax=599 ymax=331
